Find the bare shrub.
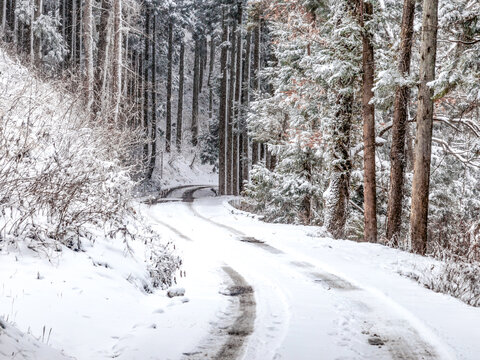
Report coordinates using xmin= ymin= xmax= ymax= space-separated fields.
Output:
xmin=0 ymin=48 xmax=178 ymax=288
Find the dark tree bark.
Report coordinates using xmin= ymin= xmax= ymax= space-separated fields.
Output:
xmin=176 ymin=40 xmax=185 ymax=152
xmin=33 ymin=0 xmax=42 ymax=63
xmin=93 ymin=0 xmax=111 ymax=116
xmin=359 ymin=0 xmax=377 ymax=243
xmin=218 ymin=9 xmax=228 ymax=195
xmin=207 ymin=34 xmax=216 ymax=120
xmin=191 ymin=38 xmax=200 ymax=147
xmin=199 ymin=37 xmax=206 ymax=94
xmin=324 ymin=94 xmax=353 ymax=239
xmin=166 ymin=18 xmax=173 ymax=153
xmin=410 ymin=0 xmax=439 ymax=255
xmin=75 ymin=0 xmax=82 ymax=67
xmin=1 ymin=0 xmax=6 ymax=36
xmin=386 ymin=0 xmax=416 ymax=243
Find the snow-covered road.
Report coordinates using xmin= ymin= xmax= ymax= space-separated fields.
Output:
xmin=142 ymin=185 xmax=480 ymax=360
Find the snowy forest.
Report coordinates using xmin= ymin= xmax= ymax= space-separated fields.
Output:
xmin=0 ymin=0 xmax=479 ymax=359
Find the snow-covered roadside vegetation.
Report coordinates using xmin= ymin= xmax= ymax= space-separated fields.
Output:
xmin=0 ymin=48 xmax=180 ymax=358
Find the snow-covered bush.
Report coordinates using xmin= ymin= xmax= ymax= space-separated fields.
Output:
xmin=411 ymin=260 xmax=480 ymax=307
xmin=0 ymin=49 xmax=179 ymax=288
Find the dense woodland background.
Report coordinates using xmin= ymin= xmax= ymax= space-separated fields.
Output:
xmin=0 ymin=0 xmax=479 ymax=275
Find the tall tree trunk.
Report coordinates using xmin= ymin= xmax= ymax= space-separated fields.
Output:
xmin=233 ymin=3 xmax=243 ymax=196
xmin=207 ymin=34 xmax=215 ymax=120
xmin=302 ymin=150 xmax=313 ymax=223
xmin=78 ymin=0 xmax=83 ymax=68
xmin=94 ymin=0 xmax=111 ymax=116
xmin=143 ymin=10 xmax=150 ymax=172
xmin=1 ymin=0 xmax=6 ymax=37
xmin=33 ymin=0 xmax=42 ymax=63
xmin=252 ymin=9 xmax=261 ymax=166
xmin=83 ymin=0 xmax=94 ymax=111
xmin=191 ymin=38 xmax=200 ymax=147
xmin=324 ymin=94 xmax=353 ymax=239
xmin=410 ymin=0 xmax=439 ymax=255
xmin=12 ymin=0 xmax=17 ymax=45
xmin=70 ymin=0 xmax=77 ymax=65
xmin=112 ymin=0 xmax=122 ymax=123
xmin=359 ymin=0 xmax=377 ymax=243
xmin=199 ymin=38 xmax=205 ymax=94
xmin=386 ymin=0 xmax=416 ymax=243
xmin=30 ymin=3 xmax=34 ymax=63
xmin=166 ymin=18 xmax=173 ymax=152
xmin=240 ymin=30 xmax=252 ymax=191
xmin=176 ymin=39 xmax=185 ymax=152
xmin=147 ymin=15 xmax=157 ymax=180
xmin=226 ymin=18 xmax=237 ymax=195
xmin=218 ymin=9 xmax=228 ymax=195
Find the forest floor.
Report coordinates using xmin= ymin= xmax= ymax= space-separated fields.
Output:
xmin=139 ymin=185 xmax=480 ymax=360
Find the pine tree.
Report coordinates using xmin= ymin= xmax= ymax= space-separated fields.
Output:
xmin=386 ymin=0 xmax=416 ymax=243
xmin=218 ymin=7 xmax=228 ymax=195
xmin=83 ymin=0 xmax=94 ymax=112
xmin=166 ymin=17 xmax=173 ymax=153
xmin=359 ymin=0 xmax=377 ymax=243
xmin=410 ymin=0 xmax=440 ymax=254
xmin=176 ymin=39 xmax=185 ymax=152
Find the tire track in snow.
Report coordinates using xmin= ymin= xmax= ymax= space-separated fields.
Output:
xmin=153 ymin=186 xmax=257 ymax=360
xmin=187 ymin=194 xmax=442 ymax=360
xmin=184 ymin=189 xmax=283 ymax=255
xmin=182 ymin=266 xmax=256 ymax=360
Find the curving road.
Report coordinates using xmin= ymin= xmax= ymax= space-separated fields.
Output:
xmin=148 ymin=185 xmax=451 ymax=360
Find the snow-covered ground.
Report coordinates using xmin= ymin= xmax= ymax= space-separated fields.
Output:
xmin=140 ymin=187 xmax=480 ymax=360
xmin=2 ymin=185 xmax=480 ymax=359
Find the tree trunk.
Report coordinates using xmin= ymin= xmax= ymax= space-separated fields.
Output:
xmin=386 ymin=0 xmax=416 ymax=243
xmin=324 ymin=94 xmax=353 ymax=239
xmin=33 ymin=0 xmax=42 ymax=63
xmin=112 ymin=0 xmax=122 ymax=123
xmin=166 ymin=18 xmax=173 ymax=152
xmin=1 ymin=0 xmax=6 ymax=36
xmin=147 ymin=15 xmax=157 ymax=180
xmin=199 ymin=38 xmax=205 ymax=94
xmin=83 ymin=0 xmax=94 ymax=111
xmin=226 ymin=18 xmax=237 ymax=195
xmin=240 ymin=30 xmax=252 ymax=191
xmin=410 ymin=0 xmax=439 ymax=255
xmin=252 ymin=10 xmax=261 ymax=166
xmin=207 ymin=34 xmax=216 ymax=120
xmin=30 ymin=3 xmax=34 ymax=63
xmin=143 ymin=10 xmax=150 ymax=172
xmin=359 ymin=0 xmax=377 ymax=243
xmin=191 ymin=38 xmax=200 ymax=147
xmin=233 ymin=3 xmax=243 ymax=196
xmin=70 ymin=0 xmax=77 ymax=65
xmin=176 ymin=40 xmax=185 ymax=152
xmin=218 ymin=9 xmax=228 ymax=195
xmin=93 ymin=0 xmax=111 ymax=116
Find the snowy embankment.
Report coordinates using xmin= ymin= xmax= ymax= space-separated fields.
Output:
xmin=0 ymin=48 xmax=180 ymax=359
